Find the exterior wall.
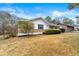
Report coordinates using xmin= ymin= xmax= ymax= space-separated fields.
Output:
xmin=59 ymin=25 xmax=74 ymax=32
xmin=59 ymin=25 xmax=68 ymax=31
xmin=31 ymin=19 xmax=49 ymax=30
xmin=74 ymin=27 xmax=79 ymax=31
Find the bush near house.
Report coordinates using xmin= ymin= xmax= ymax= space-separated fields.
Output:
xmin=43 ymin=29 xmax=61 ymax=34
xmin=17 ymin=21 xmax=34 ymax=35
xmin=60 ymin=28 xmax=65 ymax=33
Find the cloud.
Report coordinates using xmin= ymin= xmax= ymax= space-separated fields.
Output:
xmin=51 ymin=10 xmax=79 ymax=21
xmin=52 ymin=11 xmax=63 ymax=17
xmin=0 ymin=6 xmax=33 ymax=19
xmin=35 ymin=13 xmax=46 ymax=18
xmin=52 ymin=10 xmax=78 ymax=18
xmin=0 ymin=7 xmax=16 ymax=13
xmin=0 ymin=6 xmax=45 ymax=19
xmin=0 ymin=4 xmax=78 ymax=21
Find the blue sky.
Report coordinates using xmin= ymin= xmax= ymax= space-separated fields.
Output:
xmin=0 ymin=3 xmax=79 ymax=21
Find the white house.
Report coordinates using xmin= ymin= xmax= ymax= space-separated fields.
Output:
xmin=17 ymin=17 xmax=75 ymax=36
xmin=30 ymin=18 xmax=49 ymax=31
xmin=30 ymin=17 xmax=60 ymax=33
xmin=30 ymin=17 xmax=76 ymax=32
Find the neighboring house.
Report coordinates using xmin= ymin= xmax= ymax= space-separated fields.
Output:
xmin=58 ymin=23 xmax=74 ymax=32
xmin=74 ymin=25 xmax=79 ymax=31
xmin=66 ymin=25 xmax=74 ymax=31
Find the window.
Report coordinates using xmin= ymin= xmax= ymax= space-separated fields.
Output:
xmin=38 ymin=24 xmax=44 ymax=30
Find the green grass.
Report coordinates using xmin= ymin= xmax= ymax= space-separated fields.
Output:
xmin=0 ymin=32 xmax=79 ymax=56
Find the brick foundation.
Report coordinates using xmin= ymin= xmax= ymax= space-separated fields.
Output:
xmin=33 ymin=29 xmax=44 ymax=32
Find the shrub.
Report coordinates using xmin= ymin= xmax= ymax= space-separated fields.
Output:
xmin=43 ymin=29 xmax=61 ymax=34
xmin=17 ymin=21 xmax=34 ymax=34
xmin=60 ymin=28 xmax=65 ymax=33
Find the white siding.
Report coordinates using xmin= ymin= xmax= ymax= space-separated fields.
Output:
xmin=31 ymin=19 xmax=49 ymax=30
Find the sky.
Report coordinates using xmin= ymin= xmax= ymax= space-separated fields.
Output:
xmin=0 ymin=3 xmax=79 ymax=21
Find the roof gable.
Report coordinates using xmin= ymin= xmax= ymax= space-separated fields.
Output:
xmin=30 ymin=17 xmax=50 ymax=25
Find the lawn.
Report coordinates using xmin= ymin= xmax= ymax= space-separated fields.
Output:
xmin=0 ymin=32 xmax=79 ymax=56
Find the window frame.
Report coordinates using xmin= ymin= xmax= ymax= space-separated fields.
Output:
xmin=38 ymin=24 xmax=44 ymax=30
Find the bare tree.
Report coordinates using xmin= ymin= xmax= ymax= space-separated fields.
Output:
xmin=0 ymin=11 xmax=17 ymax=39
xmin=52 ymin=17 xmax=61 ymax=24
xmin=62 ymin=17 xmax=75 ymax=26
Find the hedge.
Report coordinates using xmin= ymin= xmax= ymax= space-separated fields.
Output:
xmin=43 ymin=29 xmax=61 ymax=34
xmin=60 ymin=28 xmax=65 ymax=33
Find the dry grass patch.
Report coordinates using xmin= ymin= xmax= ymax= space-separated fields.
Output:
xmin=0 ymin=32 xmax=78 ymax=56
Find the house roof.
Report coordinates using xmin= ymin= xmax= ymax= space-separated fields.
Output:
xmin=30 ymin=17 xmax=61 ymax=27
xmin=30 ymin=17 xmax=76 ymax=27
xmin=30 ymin=17 xmax=50 ymax=25
xmin=55 ymin=22 xmax=75 ymax=27
xmin=30 ymin=17 xmax=64 ymax=27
